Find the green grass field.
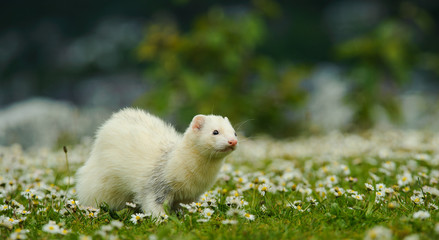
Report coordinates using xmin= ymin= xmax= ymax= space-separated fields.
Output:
xmin=1 ymin=130 xmax=438 ymax=239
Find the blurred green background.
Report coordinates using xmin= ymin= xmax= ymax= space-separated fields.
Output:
xmin=1 ymin=0 xmax=439 ymax=143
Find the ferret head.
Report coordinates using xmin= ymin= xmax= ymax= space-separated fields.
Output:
xmin=185 ymin=114 xmax=238 ymax=159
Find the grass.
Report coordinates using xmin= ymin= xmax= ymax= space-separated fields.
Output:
xmin=0 ymin=130 xmax=438 ymax=239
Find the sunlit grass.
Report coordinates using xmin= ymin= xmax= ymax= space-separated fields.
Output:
xmin=1 ymin=130 xmax=438 ymax=239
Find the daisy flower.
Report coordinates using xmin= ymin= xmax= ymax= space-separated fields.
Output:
xmin=382 ymin=161 xmax=396 ymax=171
xmin=126 ymin=202 xmax=137 ymax=208
xmin=365 ymin=183 xmax=374 ymax=191
xmin=243 ymin=212 xmax=255 ymax=221
xmin=326 ymin=175 xmax=338 ymax=186
xmin=330 ymin=187 xmax=345 ymax=197
xmin=16 ymin=209 xmax=31 ymax=215
xmin=306 ymin=197 xmax=319 ymax=206
xmin=375 ymin=183 xmax=386 ymax=191
xmin=9 ymin=228 xmax=29 ymax=240
xmin=364 ymin=226 xmax=392 ymax=240
xmin=227 ymin=208 xmax=244 ymax=217
xmin=298 ymin=187 xmax=313 ymax=195
xmin=221 ymin=219 xmax=238 ymax=225
xmin=111 ymin=220 xmax=124 ymax=229
xmin=130 ymin=213 xmax=147 ymax=224
xmin=413 ymin=210 xmax=430 ymax=220
xmin=428 ymin=203 xmax=438 ymax=210
xmin=258 ymin=183 xmax=269 ymax=196
xmin=155 ymin=213 xmax=168 ymax=224
xmin=340 ymin=165 xmax=350 ymax=175
xmin=196 ymin=218 xmax=210 ymax=223
xmin=60 ymin=228 xmax=70 ymax=235
xmin=42 ymin=221 xmax=60 ymax=234
xmin=410 ymin=195 xmax=424 ymax=205
xmin=65 ymin=199 xmax=78 ymax=209
xmin=0 ymin=204 xmax=11 ymax=211
xmin=346 ymin=189 xmax=358 ymax=195
xmin=315 ymin=187 xmax=327 ymax=199
xmin=180 ymin=203 xmax=197 ymax=213
xmin=202 ymin=208 xmax=214 ymax=219
xmin=352 ymin=194 xmax=364 ymax=201
xmin=397 ymin=172 xmax=413 ymax=186
xmin=20 ymin=188 xmax=36 ymax=198
xmin=388 ymin=202 xmax=399 ymax=209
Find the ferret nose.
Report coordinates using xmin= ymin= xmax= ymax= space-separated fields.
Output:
xmin=228 ymin=139 xmax=237 ymax=146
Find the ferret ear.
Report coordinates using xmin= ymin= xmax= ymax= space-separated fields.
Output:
xmin=191 ymin=115 xmax=205 ymax=131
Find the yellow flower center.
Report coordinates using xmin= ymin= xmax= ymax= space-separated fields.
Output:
xmin=49 ymin=226 xmax=54 ymax=230
xmin=245 ymin=213 xmax=250 ymax=218
xmin=370 ymin=231 xmax=377 ymax=239
xmin=402 ymin=177 xmax=407 ymax=182
xmin=297 ymin=206 xmax=302 ymax=210
xmin=235 ymin=192 xmax=239 ymax=197
xmin=136 ymin=216 xmax=141 ymax=220
xmin=261 ymin=187 xmax=267 ymax=191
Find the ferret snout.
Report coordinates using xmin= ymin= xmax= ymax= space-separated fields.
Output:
xmin=228 ymin=139 xmax=238 ymax=146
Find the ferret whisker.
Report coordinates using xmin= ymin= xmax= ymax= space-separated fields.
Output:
xmin=234 ymin=119 xmax=254 ymax=132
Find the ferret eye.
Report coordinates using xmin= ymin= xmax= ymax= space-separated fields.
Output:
xmin=213 ymin=130 xmax=219 ymax=135
xmin=234 ymin=132 xmax=237 ymax=137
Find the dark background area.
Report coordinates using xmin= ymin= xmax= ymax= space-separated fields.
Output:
xmin=1 ymin=0 xmax=439 ymax=143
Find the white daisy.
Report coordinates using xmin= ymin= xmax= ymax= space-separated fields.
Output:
xmin=413 ymin=210 xmax=430 ymax=220
xmin=130 ymin=213 xmax=147 ymax=224
xmin=42 ymin=221 xmax=60 ymax=234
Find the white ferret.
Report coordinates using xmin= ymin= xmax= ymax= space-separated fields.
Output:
xmin=75 ymin=108 xmax=238 ymax=216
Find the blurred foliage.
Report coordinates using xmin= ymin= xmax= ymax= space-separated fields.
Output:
xmin=134 ymin=0 xmax=439 ymax=136
xmin=2 ymin=0 xmax=439 ymax=137
xmin=135 ymin=5 xmax=309 ymax=136
xmin=336 ymin=21 xmax=414 ymax=128
xmin=336 ymin=2 xmax=437 ymax=128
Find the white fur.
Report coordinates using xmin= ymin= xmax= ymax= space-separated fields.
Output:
xmin=75 ymin=108 xmax=237 ymax=216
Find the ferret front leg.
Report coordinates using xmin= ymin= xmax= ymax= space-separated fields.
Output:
xmin=140 ymin=194 xmax=166 ymax=217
